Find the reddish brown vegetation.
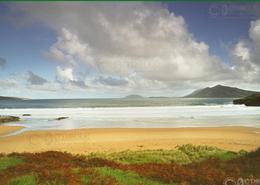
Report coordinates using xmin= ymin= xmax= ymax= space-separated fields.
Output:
xmin=0 ymin=148 xmax=259 ymax=185
xmin=81 ymin=149 xmax=260 ymax=185
xmin=0 ymin=115 xmax=20 ymax=123
xmin=0 ymin=152 xmax=80 ymax=185
xmin=124 ymin=149 xmax=260 ymax=185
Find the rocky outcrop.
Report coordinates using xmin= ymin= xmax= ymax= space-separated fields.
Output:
xmin=0 ymin=116 xmax=20 ymax=123
xmin=55 ymin=117 xmax=69 ymax=121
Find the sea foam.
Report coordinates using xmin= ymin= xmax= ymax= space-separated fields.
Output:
xmin=1 ymin=105 xmax=260 ymax=132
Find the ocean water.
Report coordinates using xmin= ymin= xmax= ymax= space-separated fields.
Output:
xmin=0 ymin=98 xmax=233 ymax=108
xmin=0 ymin=98 xmax=260 ymax=134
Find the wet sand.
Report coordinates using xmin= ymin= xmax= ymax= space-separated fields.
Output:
xmin=0 ymin=126 xmax=259 ymax=154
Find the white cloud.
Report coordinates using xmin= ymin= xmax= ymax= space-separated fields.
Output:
xmin=56 ymin=66 xmax=75 ymax=82
xmin=231 ymin=19 xmax=260 ymax=83
xmin=18 ymin=4 xmax=230 ymax=90
xmin=6 ymin=3 xmax=260 ymax=95
xmin=232 ymin=41 xmax=251 ymax=62
xmin=56 ymin=66 xmax=88 ymax=90
xmin=46 ymin=28 xmax=94 ymax=67
xmin=249 ymin=19 xmax=260 ymax=47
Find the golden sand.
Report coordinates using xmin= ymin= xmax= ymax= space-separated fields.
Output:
xmin=0 ymin=126 xmax=259 ymax=154
xmin=0 ymin=125 xmax=23 ymax=136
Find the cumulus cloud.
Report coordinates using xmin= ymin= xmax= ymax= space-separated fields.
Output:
xmin=56 ymin=66 xmax=75 ymax=82
xmin=249 ymin=19 xmax=260 ymax=47
xmin=46 ymin=28 xmax=94 ymax=68
xmin=27 ymin=71 xmax=48 ymax=85
xmin=6 ymin=3 xmax=260 ymax=94
xmin=231 ymin=19 xmax=260 ymax=83
xmin=15 ymin=4 xmax=229 ymax=85
xmin=56 ymin=66 xmax=87 ymax=89
xmin=0 ymin=57 xmax=7 ymax=69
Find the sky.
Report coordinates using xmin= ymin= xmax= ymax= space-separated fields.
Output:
xmin=0 ymin=2 xmax=260 ymax=99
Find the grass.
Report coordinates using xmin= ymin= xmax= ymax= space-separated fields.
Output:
xmin=0 ymin=156 xmax=24 ymax=170
xmin=0 ymin=145 xmax=258 ymax=185
xmin=8 ymin=174 xmax=36 ymax=185
xmin=81 ymin=175 xmax=90 ymax=185
xmin=88 ymin=144 xmax=246 ymax=164
xmin=98 ymin=167 xmax=176 ymax=185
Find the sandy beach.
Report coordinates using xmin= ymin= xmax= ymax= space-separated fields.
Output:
xmin=0 ymin=126 xmax=259 ymax=154
xmin=0 ymin=125 xmax=24 ymax=136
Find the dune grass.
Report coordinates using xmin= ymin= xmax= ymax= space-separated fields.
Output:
xmin=0 ymin=156 xmax=24 ymax=170
xmin=98 ymin=167 xmax=176 ymax=185
xmin=87 ymin=144 xmax=247 ymax=164
xmin=8 ymin=174 xmax=36 ymax=185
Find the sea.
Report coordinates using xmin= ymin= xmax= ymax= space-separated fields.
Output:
xmin=0 ymin=98 xmax=260 ymax=135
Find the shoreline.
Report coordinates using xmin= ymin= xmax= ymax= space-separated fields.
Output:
xmin=0 ymin=126 xmax=259 ymax=154
xmin=0 ymin=125 xmax=24 ymax=136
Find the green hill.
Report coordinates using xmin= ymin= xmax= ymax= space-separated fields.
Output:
xmin=233 ymin=93 xmax=260 ymax=106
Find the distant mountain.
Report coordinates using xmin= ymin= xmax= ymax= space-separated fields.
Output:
xmin=185 ymin=85 xmax=259 ymax=98
xmin=124 ymin=94 xmax=144 ymax=99
xmin=0 ymin=96 xmax=24 ymax=100
xmin=233 ymin=93 xmax=260 ymax=106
